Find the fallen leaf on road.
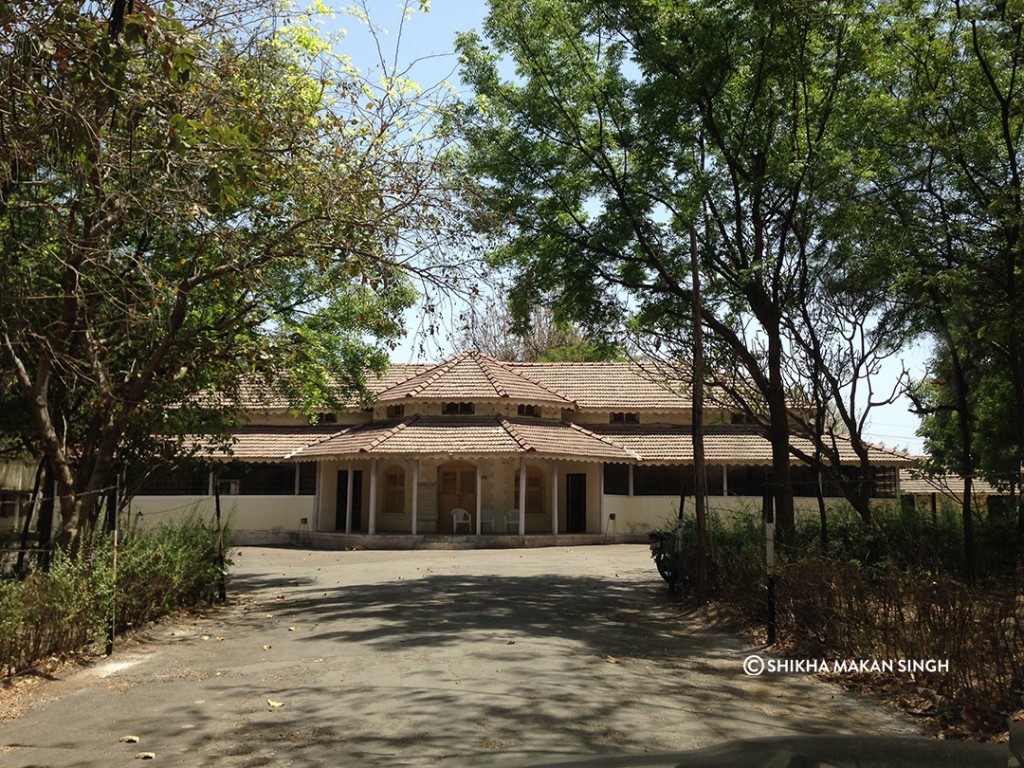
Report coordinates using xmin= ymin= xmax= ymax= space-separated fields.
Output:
xmin=288 ymin=626 xmax=299 ymax=632
xmin=506 ymin=640 xmax=515 ymax=645
xmin=215 ymin=636 xmax=225 ymax=641
xmin=606 ymin=656 xmax=621 ymax=664
xmin=119 ymin=735 xmax=139 ymax=743
xmin=267 ymin=699 xmax=284 ymax=709
xmin=263 ymin=645 xmax=272 ymax=651
xmin=135 ymin=752 xmax=156 ymax=760
xmin=266 ymin=614 xmax=274 ymax=618
xmin=200 ymin=635 xmax=210 ymax=641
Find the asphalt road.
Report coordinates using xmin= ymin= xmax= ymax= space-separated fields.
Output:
xmin=0 ymin=545 xmax=931 ymax=767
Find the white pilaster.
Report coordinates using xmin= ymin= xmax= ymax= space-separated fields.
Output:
xmin=313 ymin=462 xmax=321 ymax=532
xmin=551 ymin=464 xmax=558 ymax=535
xmin=368 ymin=458 xmax=378 ymax=535
xmin=345 ymin=461 xmax=354 ymax=533
xmin=411 ymin=459 xmax=419 ymax=535
xmin=518 ymin=458 xmax=527 ymax=535
xmin=476 ymin=462 xmax=483 ymax=535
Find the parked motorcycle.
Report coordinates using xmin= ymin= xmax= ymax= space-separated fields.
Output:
xmin=647 ymin=528 xmax=684 ymax=593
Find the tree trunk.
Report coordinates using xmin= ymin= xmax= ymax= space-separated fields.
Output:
xmin=15 ymin=459 xmax=44 ymax=576
xmin=949 ymin=345 xmax=976 ymax=584
xmin=816 ymin=467 xmax=828 ymax=555
xmin=691 ymin=226 xmax=709 ymax=599
xmin=766 ymin=331 xmax=795 ymax=539
xmin=36 ymin=464 xmax=54 ymax=571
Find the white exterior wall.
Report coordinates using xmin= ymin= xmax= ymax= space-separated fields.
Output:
xmin=602 ymin=494 xmax=900 ymax=533
xmin=129 ymin=495 xmax=315 ymax=532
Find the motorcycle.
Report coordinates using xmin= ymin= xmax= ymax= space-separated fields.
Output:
xmin=647 ymin=528 xmax=684 ymax=593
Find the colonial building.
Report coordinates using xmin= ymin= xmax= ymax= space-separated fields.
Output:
xmin=131 ymin=350 xmax=910 ymax=539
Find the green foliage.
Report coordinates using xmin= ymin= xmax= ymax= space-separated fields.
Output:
xmin=0 ymin=1 xmax=464 ymax=540
xmin=457 ymin=0 xmax=907 ymax=532
xmin=0 ymin=517 xmax=223 ymax=677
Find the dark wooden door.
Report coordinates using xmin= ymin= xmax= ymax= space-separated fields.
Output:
xmin=336 ymin=470 xmax=363 ymax=531
xmin=437 ymin=462 xmax=477 ymax=533
xmin=566 ymin=473 xmax=587 ymax=533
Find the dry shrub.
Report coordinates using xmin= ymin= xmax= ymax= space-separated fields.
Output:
xmin=772 ymin=560 xmax=1023 ymax=728
xmin=0 ymin=516 xmax=223 ymax=677
xmin=675 ymin=507 xmax=1024 ymax=734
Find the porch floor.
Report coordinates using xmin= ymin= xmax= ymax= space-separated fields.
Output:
xmin=230 ymin=530 xmax=647 ymax=550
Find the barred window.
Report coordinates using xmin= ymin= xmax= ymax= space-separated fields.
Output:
xmin=634 ymin=465 xmax=692 ymax=496
xmin=218 ymin=463 xmax=296 ymax=495
xmin=298 ymin=463 xmax=317 ymax=495
xmin=603 ymin=463 xmax=629 ymax=495
xmin=610 ymin=412 xmax=639 ymax=423
xmin=138 ymin=467 xmax=208 ymax=496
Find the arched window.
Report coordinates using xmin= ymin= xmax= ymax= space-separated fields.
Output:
xmin=383 ymin=466 xmax=405 ymax=515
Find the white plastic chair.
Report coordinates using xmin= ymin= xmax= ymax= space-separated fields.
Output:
xmin=452 ymin=508 xmax=472 ymax=533
xmin=504 ymin=508 xmax=521 ymax=534
xmin=479 ymin=509 xmax=496 ymax=533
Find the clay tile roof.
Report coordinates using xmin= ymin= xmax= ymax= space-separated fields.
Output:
xmin=500 ymin=417 xmax=637 ymax=461
xmin=376 ymin=350 xmax=576 ymax=406
xmin=190 ymin=425 xmax=344 ymax=461
xmin=203 ymin=364 xmax=430 ymax=411
xmin=898 ymin=468 xmax=1005 ymax=497
xmin=292 ymin=415 xmax=635 ymax=461
xmin=587 ymin=425 xmax=912 ymax=466
xmin=296 ymin=416 xmax=524 ymax=458
xmin=508 ymin=361 xmax=693 ymax=410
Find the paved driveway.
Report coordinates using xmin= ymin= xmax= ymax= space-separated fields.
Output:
xmin=1 ymin=545 xmax=918 ymax=766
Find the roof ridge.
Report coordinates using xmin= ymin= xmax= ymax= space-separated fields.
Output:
xmin=285 ymin=425 xmax=351 ymax=459
xmin=481 ymin=352 xmax=578 ymax=405
xmin=388 ymin=351 xmax=469 ymax=399
xmin=362 ymin=415 xmax=418 ymax=452
xmin=497 ymin=415 xmax=534 ymax=452
xmin=472 ymin=350 xmax=510 ymax=399
xmin=565 ymin=421 xmax=640 ymax=460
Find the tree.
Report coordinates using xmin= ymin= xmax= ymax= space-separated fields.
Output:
xmin=0 ymin=1 xmax=466 ymax=544
xmin=457 ymin=0 xmax=890 ymax=537
xmin=868 ymin=0 xmax=1024 ymax=580
xmin=457 ymin=292 xmax=621 ymax=361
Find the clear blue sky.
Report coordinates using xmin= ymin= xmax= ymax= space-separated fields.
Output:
xmin=329 ymin=1 xmax=929 ymax=454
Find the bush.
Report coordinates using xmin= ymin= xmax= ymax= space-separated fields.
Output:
xmin=665 ymin=504 xmax=1024 ymax=734
xmin=0 ymin=516 xmax=225 ymax=677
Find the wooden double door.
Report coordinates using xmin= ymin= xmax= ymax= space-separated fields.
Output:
xmin=437 ymin=462 xmax=477 ymax=533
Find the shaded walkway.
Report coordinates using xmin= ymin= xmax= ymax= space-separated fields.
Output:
xmin=1 ymin=546 xmax=918 ymax=767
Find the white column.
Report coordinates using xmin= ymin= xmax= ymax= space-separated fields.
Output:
xmin=599 ymin=465 xmax=606 ymax=534
xmin=551 ymin=464 xmax=558 ymax=535
xmin=313 ymin=462 xmax=322 ymax=532
xmin=628 ymin=464 xmax=634 ymax=496
xmin=411 ymin=459 xmax=420 ymax=535
xmin=518 ymin=458 xmax=527 ymax=535
xmin=368 ymin=459 xmax=378 ymax=535
xmin=723 ymin=464 xmax=729 ymax=497
xmin=476 ymin=462 xmax=483 ymax=535
xmin=345 ymin=461 xmax=354 ymax=533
